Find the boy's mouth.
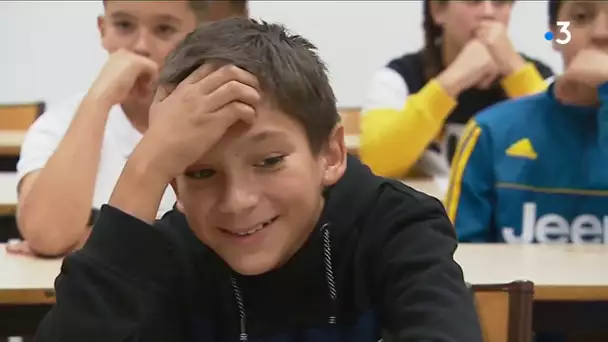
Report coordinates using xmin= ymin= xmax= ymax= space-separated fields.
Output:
xmin=221 ymin=216 xmax=279 ymax=237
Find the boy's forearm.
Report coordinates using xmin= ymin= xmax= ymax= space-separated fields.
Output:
xmin=18 ymin=95 xmax=113 ymax=256
xmin=35 ymin=205 xmax=183 ymax=341
xmin=108 ymin=146 xmax=171 ymax=225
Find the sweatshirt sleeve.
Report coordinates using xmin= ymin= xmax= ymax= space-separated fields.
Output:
xmin=360 ymin=68 xmax=457 ymax=178
xmin=375 ymin=189 xmax=483 ymax=342
xmin=444 ymin=120 xmax=495 ymax=242
xmin=35 ymin=205 xmax=186 ymax=342
xmin=501 ymin=62 xmax=550 ymax=98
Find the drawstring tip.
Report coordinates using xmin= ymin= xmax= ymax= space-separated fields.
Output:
xmin=328 ymin=316 xmax=337 ymax=324
xmin=240 ymin=332 xmax=248 ymax=341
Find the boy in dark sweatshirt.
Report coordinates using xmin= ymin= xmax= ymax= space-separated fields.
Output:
xmin=35 ymin=18 xmax=482 ymax=342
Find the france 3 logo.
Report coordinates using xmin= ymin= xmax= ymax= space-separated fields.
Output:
xmin=544 ymin=21 xmax=571 ymax=45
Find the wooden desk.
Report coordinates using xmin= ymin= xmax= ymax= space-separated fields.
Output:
xmin=1 ymin=244 xmax=608 ymax=337
xmin=0 ymin=247 xmax=59 ymax=305
xmin=0 ymin=131 xmax=26 ymax=156
xmin=0 ymin=172 xmax=18 ymax=215
xmin=2 ymin=244 xmax=607 ymax=304
xmin=344 ymin=135 xmax=359 ymax=150
xmin=456 ymin=244 xmax=608 ymax=301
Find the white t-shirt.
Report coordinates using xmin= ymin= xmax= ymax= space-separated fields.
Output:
xmin=17 ymin=93 xmax=177 ymax=219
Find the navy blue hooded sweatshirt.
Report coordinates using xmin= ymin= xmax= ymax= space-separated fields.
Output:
xmin=34 ymin=155 xmax=482 ymax=342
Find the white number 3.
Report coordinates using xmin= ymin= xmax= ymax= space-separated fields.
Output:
xmin=556 ymin=21 xmax=572 ymax=45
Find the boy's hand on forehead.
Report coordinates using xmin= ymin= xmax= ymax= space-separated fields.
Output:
xmin=140 ymin=64 xmax=260 ymax=180
xmin=475 ymin=20 xmax=525 ymax=76
xmin=89 ymin=49 xmax=159 ymax=108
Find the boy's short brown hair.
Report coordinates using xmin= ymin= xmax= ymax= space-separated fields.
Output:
xmin=102 ymin=1 xmax=247 ymax=22
xmin=548 ymin=0 xmax=563 ymax=25
xmin=160 ymin=18 xmax=339 ymax=153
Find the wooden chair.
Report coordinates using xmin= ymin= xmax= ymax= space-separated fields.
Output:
xmin=338 ymin=107 xmax=360 ymax=135
xmin=0 ymin=102 xmax=44 ymax=131
xmin=0 ymin=102 xmax=44 ymax=172
xmin=470 ymin=281 xmax=534 ymax=342
xmin=338 ymin=107 xmax=360 ymax=155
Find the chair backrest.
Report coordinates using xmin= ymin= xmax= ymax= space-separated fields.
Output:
xmin=470 ymin=281 xmax=534 ymax=342
xmin=338 ymin=107 xmax=361 ymax=135
xmin=0 ymin=102 xmax=45 ymax=131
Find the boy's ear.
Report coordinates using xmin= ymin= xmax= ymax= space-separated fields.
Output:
xmin=429 ymin=1 xmax=448 ymax=26
xmin=97 ymin=15 xmax=109 ymax=50
xmin=320 ymin=125 xmax=347 ymax=188
xmin=169 ymin=179 xmax=185 ymax=212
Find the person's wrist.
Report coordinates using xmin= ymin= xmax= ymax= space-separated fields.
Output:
xmin=109 ymin=146 xmax=173 ymax=225
xmin=437 ymin=68 xmax=465 ymax=98
xmin=128 ymin=141 xmax=175 ymax=187
xmin=503 ymin=54 xmax=526 ymax=76
xmin=85 ymin=87 xmax=116 ymax=112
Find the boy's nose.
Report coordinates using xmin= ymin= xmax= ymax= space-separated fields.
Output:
xmin=218 ymin=182 xmax=259 ymax=214
xmin=480 ymin=1 xmax=497 ymax=20
xmin=132 ymin=30 xmax=153 ymax=59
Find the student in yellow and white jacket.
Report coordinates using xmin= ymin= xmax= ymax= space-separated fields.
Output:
xmin=360 ymin=0 xmax=553 ymax=178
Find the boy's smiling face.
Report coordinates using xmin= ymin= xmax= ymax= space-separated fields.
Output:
xmin=174 ymin=100 xmax=346 ymax=276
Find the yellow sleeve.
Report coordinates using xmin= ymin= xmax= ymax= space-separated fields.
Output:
xmin=501 ymin=62 xmax=549 ymax=98
xmin=359 ymin=79 xmax=456 ymax=178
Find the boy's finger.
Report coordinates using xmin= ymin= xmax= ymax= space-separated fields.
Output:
xmin=197 ymin=65 xmax=261 ymax=95
xmin=214 ymin=101 xmax=256 ymax=126
xmin=170 ymin=64 xmax=217 ymax=95
xmin=153 ymin=84 xmax=171 ymax=103
xmin=181 ymin=63 xmax=217 ymax=86
xmin=202 ymin=80 xmax=261 ymax=114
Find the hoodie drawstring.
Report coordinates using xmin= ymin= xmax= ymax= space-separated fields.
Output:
xmin=230 ymin=222 xmax=338 ymax=341
xmin=231 ymin=276 xmax=249 ymax=341
xmin=321 ymin=223 xmax=338 ymax=325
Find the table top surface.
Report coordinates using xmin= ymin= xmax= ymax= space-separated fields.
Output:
xmin=0 ymin=172 xmax=18 ymax=206
xmin=344 ymin=135 xmax=359 ymax=150
xmin=2 ymin=243 xmax=608 ymax=293
xmin=0 ymin=130 xmax=26 ymax=145
xmin=455 ymin=244 xmax=608 ymax=287
xmin=1 ymin=178 xmax=606 ymax=302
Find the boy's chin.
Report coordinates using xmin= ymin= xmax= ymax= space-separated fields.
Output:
xmin=225 ymin=253 xmax=283 ymax=276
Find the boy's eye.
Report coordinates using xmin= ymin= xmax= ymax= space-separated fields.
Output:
xmin=570 ymin=5 xmax=594 ymax=23
xmin=573 ymin=11 xmax=590 ymax=22
xmin=185 ymin=169 xmax=216 ymax=180
xmin=156 ymin=24 xmax=177 ymax=36
xmin=255 ymin=155 xmax=286 ymax=168
xmin=113 ymin=20 xmax=134 ymax=31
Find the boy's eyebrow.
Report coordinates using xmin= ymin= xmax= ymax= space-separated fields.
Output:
xmin=109 ymin=11 xmax=136 ymax=20
xmin=248 ymin=130 xmax=290 ymax=144
xmin=154 ymin=14 xmax=183 ymax=24
xmin=109 ymin=12 xmax=182 ymax=24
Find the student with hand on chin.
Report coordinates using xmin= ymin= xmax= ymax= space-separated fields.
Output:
xmin=9 ymin=0 xmax=247 ymax=257
xmin=449 ymin=0 xmax=608 ymax=248
xmin=35 ymin=18 xmax=482 ymax=342
xmin=360 ymin=0 xmax=553 ymax=179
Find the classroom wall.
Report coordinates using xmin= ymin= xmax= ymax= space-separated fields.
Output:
xmin=0 ymin=1 xmax=562 ymax=107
